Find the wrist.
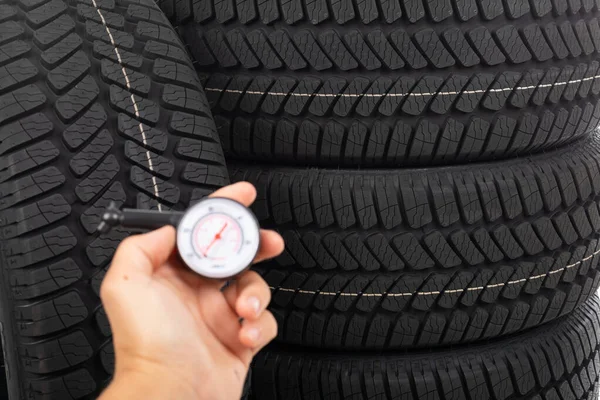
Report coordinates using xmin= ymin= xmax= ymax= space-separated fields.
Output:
xmin=100 ymin=362 xmax=200 ymax=400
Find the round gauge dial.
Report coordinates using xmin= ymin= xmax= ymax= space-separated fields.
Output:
xmin=177 ymin=198 xmax=260 ymax=279
xmin=192 ymin=214 xmax=242 ymax=260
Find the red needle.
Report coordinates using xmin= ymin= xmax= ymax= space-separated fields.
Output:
xmin=203 ymin=222 xmax=228 ymax=257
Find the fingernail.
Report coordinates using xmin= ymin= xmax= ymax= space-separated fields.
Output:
xmin=247 ymin=297 xmax=261 ymax=315
xmin=246 ymin=327 xmax=261 ymax=343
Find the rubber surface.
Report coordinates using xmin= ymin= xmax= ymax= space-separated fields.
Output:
xmin=164 ymin=0 xmax=600 ymax=166
xmin=0 ymin=347 xmax=6 ymax=399
xmin=0 ymin=0 xmax=228 ymax=397
xmin=232 ymin=132 xmax=600 ymax=349
xmin=251 ymin=295 xmax=600 ymax=400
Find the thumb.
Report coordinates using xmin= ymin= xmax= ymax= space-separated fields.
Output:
xmin=110 ymin=226 xmax=177 ymax=277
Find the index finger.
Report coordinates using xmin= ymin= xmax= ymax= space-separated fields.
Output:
xmin=109 ymin=226 xmax=177 ymax=277
xmin=209 ymin=181 xmax=257 ymax=207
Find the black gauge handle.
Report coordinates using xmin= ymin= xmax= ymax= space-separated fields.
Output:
xmin=97 ymin=202 xmax=185 ymax=234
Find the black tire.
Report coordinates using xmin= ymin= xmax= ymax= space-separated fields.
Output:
xmin=251 ymin=295 xmax=600 ymax=400
xmin=0 ymin=0 xmax=228 ymax=398
xmin=165 ymin=0 xmax=600 ymax=167
xmin=231 ymin=132 xmax=600 ymax=350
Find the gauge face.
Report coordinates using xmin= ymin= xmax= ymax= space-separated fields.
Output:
xmin=192 ymin=214 xmax=242 ymax=260
xmin=177 ymin=198 xmax=260 ymax=279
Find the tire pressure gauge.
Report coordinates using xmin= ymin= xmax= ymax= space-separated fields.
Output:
xmin=97 ymin=198 xmax=261 ymax=279
xmin=177 ymin=198 xmax=260 ymax=279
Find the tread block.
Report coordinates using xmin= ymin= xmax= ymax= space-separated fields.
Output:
xmin=125 ymin=140 xmax=174 ymax=178
xmin=0 ymin=140 xmax=59 ymax=183
xmin=135 ymin=21 xmax=180 ymax=45
xmin=101 ymin=59 xmax=150 ymax=95
xmin=16 ymin=291 xmax=88 ymax=336
xmin=77 ymin=4 xmax=124 ymax=28
xmin=26 ymin=0 xmax=68 ymax=28
xmin=0 ymin=167 xmax=64 ymax=211
xmin=1 ymin=226 xmax=75 ymax=269
xmin=10 ymin=258 xmax=82 ymax=300
xmin=0 ymin=59 xmax=38 ymax=92
xmin=0 ymin=85 xmax=46 ymax=125
xmin=86 ymin=20 xmax=134 ymax=49
xmin=0 ymin=113 xmax=53 ymax=156
xmin=41 ymin=33 xmax=83 ymax=68
xmin=47 ymin=51 xmax=91 ymax=93
xmin=74 ymin=155 xmax=120 ymax=203
xmin=55 ymin=76 xmax=99 ymax=122
xmin=0 ymin=40 xmax=31 ymax=68
xmin=130 ymin=165 xmax=180 ymax=204
xmin=19 ymin=331 xmax=93 ymax=373
xmin=94 ymin=40 xmax=143 ymax=68
xmin=110 ymin=85 xmax=159 ymax=124
xmin=118 ymin=113 xmax=168 ymax=151
xmin=152 ymin=58 xmax=200 ymax=89
xmin=0 ymin=194 xmax=69 ymax=240
xmin=162 ymin=84 xmax=211 ymax=117
xmin=143 ymin=40 xmax=189 ymax=64
xmin=34 ymin=15 xmax=75 ymax=49
xmin=62 ymin=103 xmax=107 ymax=150
xmin=69 ymin=129 xmax=114 ymax=177
xmin=0 ymin=21 xmax=25 ymax=46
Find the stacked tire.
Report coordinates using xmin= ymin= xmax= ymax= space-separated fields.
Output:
xmin=163 ymin=0 xmax=600 ymax=398
xmin=0 ymin=0 xmax=229 ymax=398
xmin=2 ymin=0 xmax=600 ymax=398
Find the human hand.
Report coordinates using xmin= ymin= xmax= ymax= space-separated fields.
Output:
xmin=98 ymin=182 xmax=284 ymax=400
